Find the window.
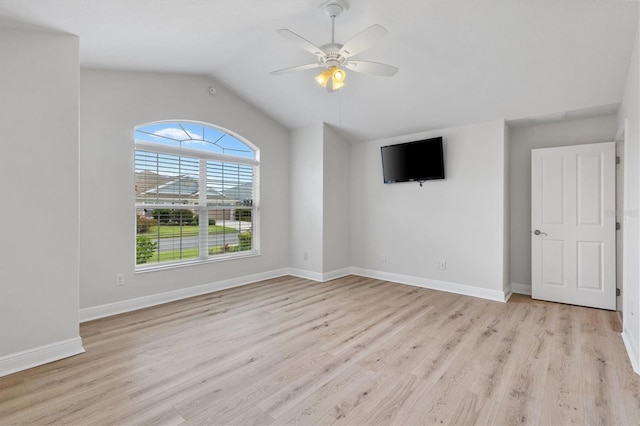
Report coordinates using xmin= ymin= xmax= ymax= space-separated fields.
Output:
xmin=135 ymin=121 xmax=259 ymax=269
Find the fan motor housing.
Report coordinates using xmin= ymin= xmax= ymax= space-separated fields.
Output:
xmin=320 ymin=43 xmax=344 ymax=64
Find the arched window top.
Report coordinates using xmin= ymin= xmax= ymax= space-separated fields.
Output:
xmin=135 ymin=121 xmax=256 ymax=160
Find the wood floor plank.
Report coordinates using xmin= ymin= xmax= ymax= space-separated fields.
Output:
xmin=314 ymin=369 xmax=408 ymax=424
xmin=174 ymin=342 xmax=333 ymax=421
xmin=265 ymin=363 xmax=375 ymax=425
xmin=410 ymin=301 xmax=489 ymax=384
xmin=580 ymin=334 xmax=629 ymax=425
xmin=1 ymin=275 xmax=639 ymax=425
xmin=468 ymin=300 xmax=534 ymax=402
xmin=447 ymin=390 xmax=500 ymax=426
xmin=393 ymin=357 xmax=480 ymax=425
xmin=0 ymin=349 xmax=174 ymax=420
xmin=216 ymin=406 xmax=274 ymax=426
xmin=343 ymin=373 xmax=420 ymax=425
xmin=356 ymin=319 xmax=437 ymax=374
xmin=539 ymin=349 xmax=587 ymax=425
xmin=490 ymin=301 xmax=553 ymax=425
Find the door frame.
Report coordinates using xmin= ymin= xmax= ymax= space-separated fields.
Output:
xmin=531 ymin=141 xmax=617 ymax=310
xmin=616 ymin=122 xmax=627 ymax=314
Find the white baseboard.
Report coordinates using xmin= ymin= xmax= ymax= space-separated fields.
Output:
xmin=79 ymin=268 xmax=289 ymax=322
xmin=0 ymin=337 xmax=84 ymax=378
xmin=286 ymin=268 xmax=324 ymax=282
xmin=321 ymin=268 xmax=352 ymax=281
xmin=287 ymin=267 xmax=352 ymax=282
xmin=80 ymin=266 xmax=511 ymax=324
xmin=622 ymin=326 xmax=640 ymax=375
xmin=511 ymin=282 xmax=532 ymax=295
xmin=503 ymin=283 xmax=513 ymax=302
xmin=350 ymin=268 xmax=509 ymax=302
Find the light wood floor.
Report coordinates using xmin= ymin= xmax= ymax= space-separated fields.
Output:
xmin=2 ymin=275 xmax=640 ymax=425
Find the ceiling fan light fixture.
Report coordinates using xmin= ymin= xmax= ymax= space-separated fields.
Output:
xmin=316 ymin=66 xmax=346 ymax=90
xmin=331 ymin=79 xmax=345 ymax=91
xmin=314 ymin=66 xmax=345 ymax=91
xmin=332 ymin=67 xmax=346 ymax=82
xmin=315 ymin=69 xmax=332 ymax=87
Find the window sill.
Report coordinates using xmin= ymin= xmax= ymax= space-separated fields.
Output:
xmin=135 ymin=250 xmax=260 ymax=274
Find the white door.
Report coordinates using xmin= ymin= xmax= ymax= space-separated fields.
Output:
xmin=531 ymin=141 xmax=616 ymax=310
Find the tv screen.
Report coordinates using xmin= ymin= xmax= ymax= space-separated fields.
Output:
xmin=380 ymin=137 xmax=445 ymax=183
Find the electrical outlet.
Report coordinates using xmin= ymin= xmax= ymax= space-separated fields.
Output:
xmin=436 ymin=260 xmax=447 ymax=270
xmin=115 ymin=273 xmax=125 ymax=286
xmin=379 ymin=253 xmax=386 ymax=261
xmin=303 ymin=252 xmax=308 ymax=261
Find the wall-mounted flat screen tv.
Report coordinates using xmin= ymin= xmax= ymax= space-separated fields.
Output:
xmin=380 ymin=136 xmax=445 ymax=183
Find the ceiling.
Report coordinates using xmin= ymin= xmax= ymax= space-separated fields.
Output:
xmin=0 ymin=0 xmax=637 ymax=142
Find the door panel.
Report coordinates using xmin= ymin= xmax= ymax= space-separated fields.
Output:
xmin=576 ymin=241 xmax=602 ymax=290
xmin=542 ymin=240 xmax=564 ymax=286
xmin=542 ymin=156 xmax=565 ymax=224
xmin=532 ymin=141 xmax=615 ymax=310
xmin=577 ymin=153 xmax=602 ymax=226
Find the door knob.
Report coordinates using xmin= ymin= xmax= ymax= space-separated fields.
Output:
xmin=533 ymin=229 xmax=548 ymax=236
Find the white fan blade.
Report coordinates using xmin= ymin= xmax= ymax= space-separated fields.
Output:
xmin=270 ymin=63 xmax=322 ymax=75
xmin=339 ymin=24 xmax=388 ymax=58
xmin=276 ymin=29 xmax=325 ymax=57
xmin=344 ymin=60 xmax=398 ymax=76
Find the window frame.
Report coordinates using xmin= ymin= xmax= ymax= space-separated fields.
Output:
xmin=134 ymin=121 xmax=260 ymax=272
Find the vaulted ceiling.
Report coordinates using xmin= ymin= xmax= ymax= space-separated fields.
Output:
xmin=0 ymin=0 xmax=637 ymax=141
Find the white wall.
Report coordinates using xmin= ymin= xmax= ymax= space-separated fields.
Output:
xmin=323 ymin=124 xmax=351 ymax=274
xmin=503 ymin=123 xmax=511 ymax=293
xmin=619 ymin=23 xmax=640 ymax=373
xmin=289 ymin=123 xmax=351 ymax=278
xmin=350 ymin=119 xmax=509 ymax=300
xmin=79 ymin=69 xmax=290 ymax=310
xmin=508 ymin=114 xmax=619 ymax=294
xmin=0 ymin=28 xmax=83 ymax=373
xmin=289 ymin=124 xmax=324 ymax=273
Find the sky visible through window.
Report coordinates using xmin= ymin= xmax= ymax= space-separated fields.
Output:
xmin=135 ymin=122 xmax=255 ymax=195
xmin=135 ymin=121 xmax=254 ymax=159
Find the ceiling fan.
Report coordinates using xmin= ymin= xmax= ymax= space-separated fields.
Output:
xmin=270 ymin=0 xmax=398 ymax=92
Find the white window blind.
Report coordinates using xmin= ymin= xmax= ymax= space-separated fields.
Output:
xmin=134 ymin=121 xmax=259 ymax=269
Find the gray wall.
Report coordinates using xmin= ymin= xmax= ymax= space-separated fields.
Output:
xmin=289 ymin=123 xmax=351 ymax=277
xmin=349 ymin=119 xmax=509 ymax=298
xmin=323 ymin=124 xmax=351 ymax=273
xmin=508 ymin=114 xmax=619 ymax=293
xmin=0 ymin=28 xmax=81 ymax=359
xmin=289 ymin=124 xmax=324 ymax=273
xmin=80 ymin=69 xmax=290 ymax=309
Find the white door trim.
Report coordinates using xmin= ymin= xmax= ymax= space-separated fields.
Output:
xmin=531 ymin=141 xmax=616 ymax=310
